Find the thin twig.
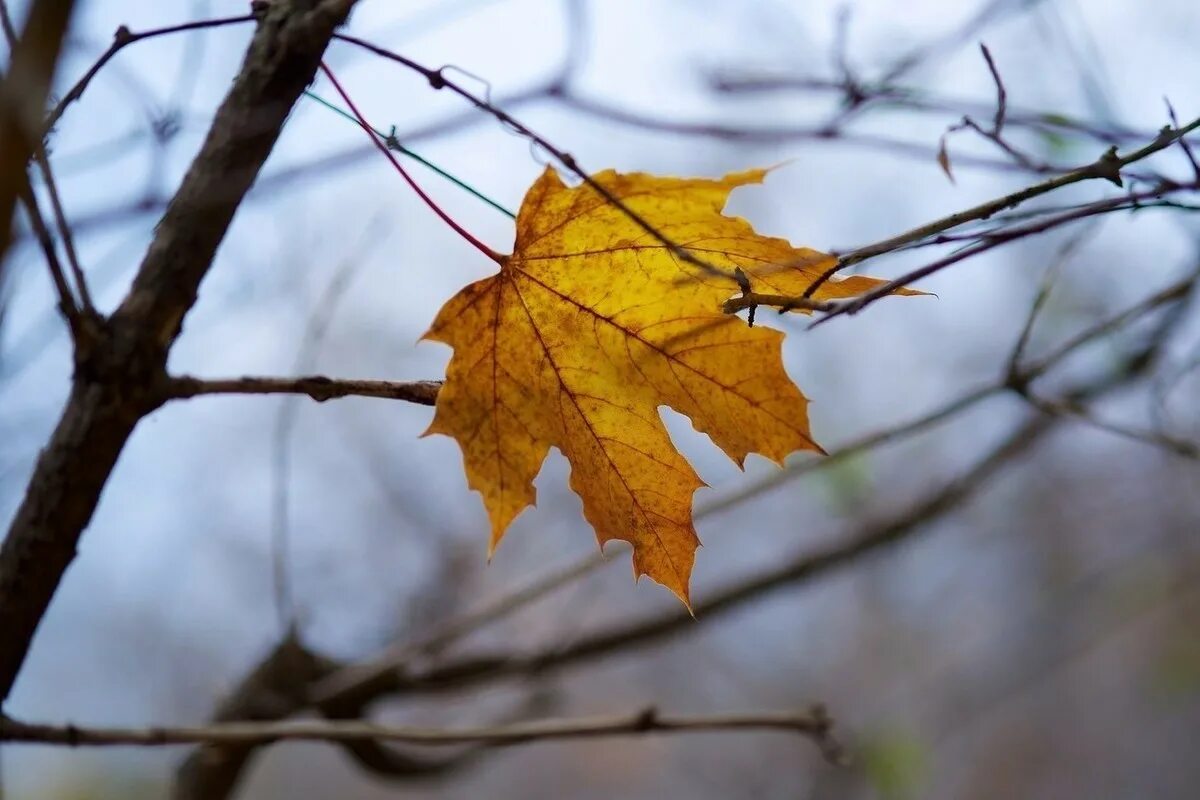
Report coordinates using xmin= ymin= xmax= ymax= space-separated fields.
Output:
xmin=555 ymin=92 xmax=1044 ymax=175
xmin=16 ymin=183 xmax=78 ymax=325
xmin=0 ymin=0 xmax=96 ymax=312
xmin=734 ymin=177 xmax=1200 ymax=323
xmin=332 ymin=33 xmax=744 ymax=285
xmin=29 ymin=151 xmax=93 ymax=311
xmin=802 ymin=116 xmax=1200 ymax=297
xmin=0 ymin=0 xmax=360 ymax=703
xmin=0 ymin=707 xmax=841 ymax=760
xmin=979 ymin=43 xmax=1007 ymax=134
xmin=164 ymin=375 xmax=442 ymax=406
xmin=268 ymin=218 xmax=389 ymax=634
xmin=1165 ymin=99 xmax=1200 ymax=181
xmin=1005 ymin=227 xmax=1092 ymax=378
xmin=41 ymin=14 xmax=257 ymax=136
xmin=1019 ymin=270 xmax=1198 ymax=379
xmin=1021 ymin=392 xmax=1198 ymax=458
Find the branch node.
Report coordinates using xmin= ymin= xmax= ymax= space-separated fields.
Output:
xmin=1004 ymin=367 xmax=1030 ymax=396
xmin=633 ymin=706 xmax=658 ymax=731
xmin=1093 ymin=145 xmax=1123 ymax=187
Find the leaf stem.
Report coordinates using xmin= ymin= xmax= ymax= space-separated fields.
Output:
xmin=318 ymin=62 xmax=503 ymax=264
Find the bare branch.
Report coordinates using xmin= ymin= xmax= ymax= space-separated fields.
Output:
xmin=41 ymin=13 xmax=257 ymax=136
xmin=15 ymin=182 xmax=79 ymax=329
xmin=722 ymin=176 xmax=1199 ymax=323
xmin=0 ymin=2 xmax=95 ymax=315
xmin=0 ymin=0 xmax=360 ymax=703
xmin=979 ymin=43 xmax=1008 ymax=133
xmin=28 ymin=149 xmax=93 ymax=310
xmin=1 ymin=706 xmax=841 ymax=761
xmin=0 ymin=0 xmax=79 ymax=265
xmin=804 ymin=117 xmax=1200 ymax=294
xmin=332 ymin=33 xmax=746 ymax=286
xmin=165 ymin=375 xmax=441 ymax=406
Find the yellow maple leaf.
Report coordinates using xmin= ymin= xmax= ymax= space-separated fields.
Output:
xmin=424 ymin=167 xmax=911 ymax=606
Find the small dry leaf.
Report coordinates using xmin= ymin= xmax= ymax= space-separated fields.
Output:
xmin=424 ymin=167 xmax=913 ymax=605
xmin=937 ymin=134 xmax=956 ymax=184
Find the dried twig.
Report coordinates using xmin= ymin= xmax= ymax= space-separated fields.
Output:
xmin=0 ymin=0 xmax=78 ymax=267
xmin=40 ymin=13 xmax=257 ymax=136
xmin=1 ymin=706 xmax=842 ymax=761
xmin=801 ymin=117 xmax=1200 ymax=296
xmin=0 ymin=0 xmax=360 ymax=703
xmin=331 ymin=33 xmax=746 ymax=285
xmin=165 ymin=375 xmax=441 ymax=406
xmin=0 ymin=2 xmax=95 ymax=315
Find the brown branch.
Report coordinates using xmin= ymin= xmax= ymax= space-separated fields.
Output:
xmin=0 ymin=2 xmax=94 ymax=314
xmin=801 ymin=116 xmax=1200 ymax=297
xmin=165 ymin=375 xmax=442 ymax=406
xmin=29 ymin=148 xmax=93 ymax=310
xmin=0 ymin=0 xmax=78 ymax=265
xmin=41 ymin=13 xmax=257 ymax=136
xmin=1165 ymin=99 xmax=1200 ymax=182
xmin=173 ymin=634 xmax=339 ymax=800
xmin=0 ymin=0 xmax=360 ymax=703
xmin=331 ymin=33 xmax=745 ymax=286
xmin=979 ymin=43 xmax=1008 ymax=134
xmin=15 ymin=182 xmax=79 ymax=329
xmin=725 ymin=178 xmax=1200 ymax=322
xmin=1 ymin=706 xmax=841 ymax=760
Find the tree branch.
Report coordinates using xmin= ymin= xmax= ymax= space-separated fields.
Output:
xmin=0 ymin=706 xmax=841 ymax=761
xmin=0 ymin=0 xmax=359 ymax=704
xmin=41 ymin=13 xmax=257 ymax=136
xmin=721 ymin=175 xmax=1200 ymax=322
xmin=165 ymin=375 xmax=441 ymax=406
xmin=0 ymin=0 xmax=78 ymax=265
xmin=802 ymin=116 xmax=1200 ymax=296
